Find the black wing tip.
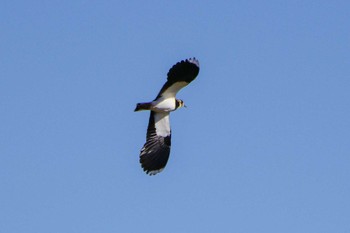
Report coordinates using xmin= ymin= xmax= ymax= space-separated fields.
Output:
xmin=140 ymin=155 xmax=167 ymax=176
xmin=139 ymin=143 xmax=170 ymax=176
xmin=166 ymin=57 xmax=200 ymax=84
xmin=175 ymin=57 xmax=200 ymax=69
xmin=142 ymin=166 xmax=165 ymax=176
xmin=185 ymin=57 xmax=200 ymax=68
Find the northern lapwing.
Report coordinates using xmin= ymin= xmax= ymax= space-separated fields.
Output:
xmin=135 ymin=58 xmax=200 ymax=175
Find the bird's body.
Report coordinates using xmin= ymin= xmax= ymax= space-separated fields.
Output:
xmin=135 ymin=58 xmax=200 ymax=175
xmin=135 ymin=98 xmax=178 ymax=113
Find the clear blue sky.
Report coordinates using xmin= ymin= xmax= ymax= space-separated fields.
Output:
xmin=1 ymin=1 xmax=349 ymax=232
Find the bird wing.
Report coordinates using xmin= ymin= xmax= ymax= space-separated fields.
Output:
xmin=155 ymin=58 xmax=200 ymax=100
xmin=140 ymin=111 xmax=171 ymax=175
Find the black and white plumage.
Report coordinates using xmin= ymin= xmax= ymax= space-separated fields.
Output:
xmin=135 ymin=58 xmax=200 ymax=175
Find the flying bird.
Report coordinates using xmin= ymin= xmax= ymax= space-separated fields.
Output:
xmin=135 ymin=58 xmax=200 ymax=175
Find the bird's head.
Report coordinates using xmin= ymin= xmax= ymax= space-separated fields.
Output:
xmin=175 ymin=99 xmax=186 ymax=109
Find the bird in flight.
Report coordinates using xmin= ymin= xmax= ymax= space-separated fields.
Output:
xmin=135 ymin=58 xmax=200 ymax=175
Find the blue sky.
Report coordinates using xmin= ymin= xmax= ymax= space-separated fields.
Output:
xmin=1 ymin=0 xmax=350 ymax=232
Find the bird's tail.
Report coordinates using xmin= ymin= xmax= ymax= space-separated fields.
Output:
xmin=134 ymin=102 xmax=152 ymax=112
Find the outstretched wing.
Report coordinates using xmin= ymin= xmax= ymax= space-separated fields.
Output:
xmin=140 ymin=111 xmax=171 ymax=175
xmin=155 ymin=58 xmax=200 ymax=99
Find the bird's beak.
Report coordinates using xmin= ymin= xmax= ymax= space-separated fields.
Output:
xmin=184 ymin=105 xmax=187 ymax=108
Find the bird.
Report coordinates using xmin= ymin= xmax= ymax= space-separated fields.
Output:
xmin=134 ymin=58 xmax=200 ymax=175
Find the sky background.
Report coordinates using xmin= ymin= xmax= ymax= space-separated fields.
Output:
xmin=1 ymin=0 xmax=350 ymax=232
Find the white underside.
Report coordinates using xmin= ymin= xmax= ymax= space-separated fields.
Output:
xmin=154 ymin=112 xmax=171 ymax=137
xmin=144 ymin=81 xmax=188 ymax=138
xmin=151 ymin=97 xmax=176 ymax=112
xmin=148 ymin=81 xmax=188 ymax=112
xmin=161 ymin=81 xmax=188 ymax=99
